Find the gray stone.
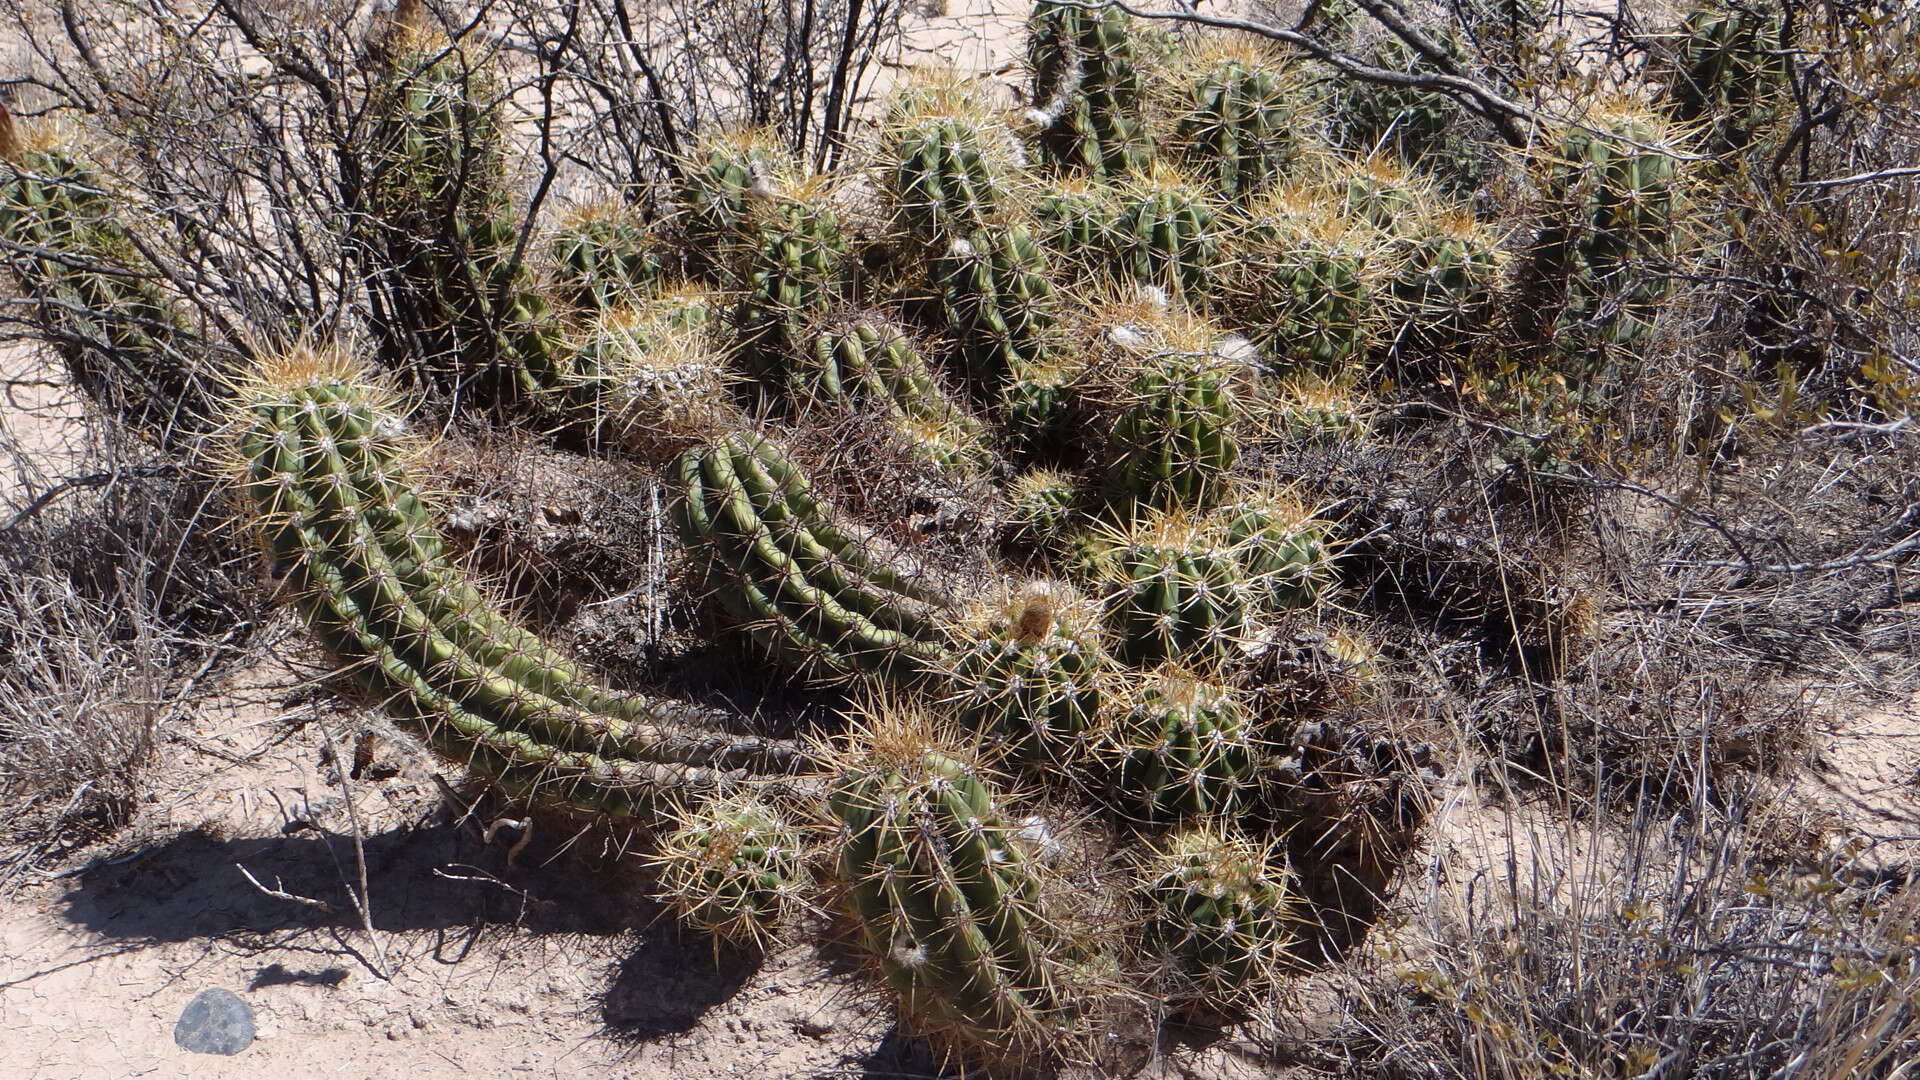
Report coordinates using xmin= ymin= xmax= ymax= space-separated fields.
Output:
xmin=174 ymin=987 xmax=255 ymax=1056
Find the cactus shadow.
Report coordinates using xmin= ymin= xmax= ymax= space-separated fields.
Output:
xmin=55 ymin=816 xmax=636 ymax=945
xmin=597 ymin=928 xmax=764 ymax=1042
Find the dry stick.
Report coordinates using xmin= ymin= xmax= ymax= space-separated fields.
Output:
xmin=315 ymin=720 xmax=393 ymax=980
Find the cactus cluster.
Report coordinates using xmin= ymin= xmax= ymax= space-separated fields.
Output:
xmin=12 ymin=0 xmax=1791 ymax=1064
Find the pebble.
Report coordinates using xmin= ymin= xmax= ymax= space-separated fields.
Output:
xmin=174 ymin=987 xmax=256 ymax=1056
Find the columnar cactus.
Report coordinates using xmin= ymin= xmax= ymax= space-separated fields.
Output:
xmin=672 ymin=431 xmax=950 ymax=684
xmin=0 ymin=104 xmax=212 ymax=442
xmin=650 ymin=792 xmax=809 ymax=946
xmin=1213 ymin=491 xmax=1334 ymax=612
xmin=1664 ymin=1 xmax=1788 ymax=154
xmin=1112 ymin=167 xmax=1225 ymax=299
xmin=1170 ymin=42 xmax=1303 ymax=200
xmin=1105 ymin=351 xmax=1247 ymax=510
xmin=1383 ymin=211 xmax=1504 ymax=363
xmin=1232 ymin=188 xmax=1376 ymax=372
xmin=558 ymin=289 xmax=737 ymax=452
xmin=676 ymin=130 xmax=790 ymax=259
xmin=1141 ymin=826 xmax=1294 ymax=1006
xmin=1028 ymin=177 xmax=1121 ymax=283
xmin=932 ymin=225 xmax=1060 ymax=401
xmin=1525 ymin=104 xmax=1686 ymax=351
xmin=884 ymin=86 xmax=1013 ymax=241
xmin=1106 ymin=674 xmax=1261 ymax=822
xmin=1025 ymin=0 xmax=1152 ymax=177
xmin=1338 ymin=156 xmax=1427 ymax=233
xmin=943 ymin=580 xmax=1113 ymax=766
xmin=549 ymin=204 xmax=664 ymax=311
xmin=1085 ymin=512 xmax=1255 ymax=667
xmin=732 ymin=188 xmax=851 ymax=385
xmin=232 ymin=350 xmax=807 ymax=817
xmin=829 ymin=725 xmax=1078 ymax=1068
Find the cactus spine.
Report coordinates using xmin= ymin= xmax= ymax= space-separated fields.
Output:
xmin=1141 ymin=826 xmax=1293 ymax=1006
xmin=733 ymin=191 xmax=850 ymax=386
xmin=1214 ymin=491 xmax=1334 ymax=613
xmin=232 ymin=351 xmax=806 ymax=817
xmin=0 ymin=104 xmax=212 ymax=441
xmin=1113 ymin=169 xmax=1224 ymax=300
xmin=1233 ymin=188 xmax=1375 ymax=372
xmin=1665 ymin=1 xmax=1787 ymax=154
xmin=651 ymin=792 xmax=809 ymax=946
xmin=672 ymin=432 xmax=949 ymax=684
xmin=1384 ymin=212 xmax=1503 ymax=363
xmin=885 ymin=96 xmax=1010 ymax=240
xmin=829 ymin=729 xmax=1076 ymax=1067
xmin=676 ymin=131 xmax=789 ymax=261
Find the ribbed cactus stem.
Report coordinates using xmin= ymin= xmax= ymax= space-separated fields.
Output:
xmin=943 ymin=580 xmax=1113 ymax=766
xmin=1107 ymin=675 xmax=1261 ymax=822
xmin=1026 ymin=0 xmax=1151 ymax=177
xmin=1087 ymin=513 xmax=1255 ymax=667
xmin=1142 ymin=826 xmax=1294 ymax=1006
xmin=932 ymin=225 xmax=1059 ymax=403
xmin=651 ymin=792 xmax=809 ymax=946
xmin=887 ymin=109 xmax=1008 ymax=241
xmin=1174 ymin=51 xmax=1301 ymax=200
xmin=672 ymin=432 xmax=950 ymax=684
xmin=0 ymin=118 xmax=213 ymax=442
xmin=830 ymin=730 xmax=1076 ymax=1068
xmin=233 ymin=351 xmax=808 ymax=816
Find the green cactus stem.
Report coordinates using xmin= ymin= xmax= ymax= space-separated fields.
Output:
xmin=650 ymin=792 xmax=809 ymax=946
xmin=1141 ymin=826 xmax=1294 ymax=1006
xmin=672 ymin=431 xmax=950 ymax=684
xmin=1085 ymin=512 xmax=1255 ymax=667
xmin=0 ymin=105 xmax=213 ymax=443
xmin=829 ymin=724 xmax=1078 ymax=1068
xmin=1106 ymin=674 xmax=1261 ymax=823
xmin=943 ymin=581 xmax=1113 ymax=767
xmin=1025 ymin=0 xmax=1152 ymax=177
xmin=1171 ymin=43 xmax=1303 ymax=200
xmin=548 ymin=205 xmax=664 ymax=311
xmin=232 ymin=350 xmax=808 ymax=817
xmin=932 ymin=225 xmax=1060 ymax=402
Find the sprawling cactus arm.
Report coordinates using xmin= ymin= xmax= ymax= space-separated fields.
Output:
xmin=233 ymin=352 xmax=808 ymax=813
xmin=932 ymin=225 xmax=1059 ymax=402
xmin=1141 ymin=826 xmax=1293 ymax=1006
xmin=0 ymin=106 xmax=214 ymax=443
xmin=651 ymin=792 xmax=809 ymax=945
xmin=943 ymin=581 xmax=1113 ymax=766
xmin=672 ymin=432 xmax=950 ymax=683
xmin=1026 ymin=0 xmax=1151 ymax=177
xmin=829 ymin=733 xmax=1075 ymax=1067
xmin=1104 ymin=674 xmax=1261 ymax=822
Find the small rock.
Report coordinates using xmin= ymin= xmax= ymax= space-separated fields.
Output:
xmin=174 ymin=988 xmax=256 ymax=1056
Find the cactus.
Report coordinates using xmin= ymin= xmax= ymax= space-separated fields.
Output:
xmin=557 ymin=288 xmax=738 ymax=453
xmin=1383 ymin=211 xmax=1503 ymax=363
xmin=1112 ymin=167 xmax=1225 ymax=299
xmin=790 ymin=318 xmax=991 ymax=476
xmin=1664 ymin=1 xmax=1788 ymax=154
xmin=1140 ymin=826 xmax=1294 ymax=1006
xmin=884 ymin=84 xmax=1013 ymax=240
xmin=1525 ymin=104 xmax=1686 ymax=352
xmin=370 ymin=23 xmax=567 ymax=406
xmin=732 ymin=188 xmax=851 ymax=386
xmin=1085 ymin=512 xmax=1255 ymax=667
xmin=1327 ymin=31 xmax=1484 ymax=190
xmin=1212 ymin=491 xmax=1334 ymax=612
xmin=1006 ymin=469 xmax=1085 ymax=557
xmin=1028 ymin=177 xmax=1121 ymax=283
xmin=1338 ymin=156 xmax=1427 ymax=233
xmin=1025 ymin=0 xmax=1152 ymax=177
xmin=0 ymin=104 xmax=213 ymax=442
xmin=1170 ymin=42 xmax=1304 ymax=200
xmin=1106 ymin=674 xmax=1261 ymax=822
xmin=549 ymin=204 xmax=664 ymax=311
xmin=943 ymin=580 xmax=1113 ymax=766
xmin=650 ymin=792 xmax=809 ymax=946
xmin=828 ymin=723 xmax=1078 ymax=1068
xmin=1268 ymin=375 xmax=1371 ymax=440
xmin=1001 ymin=359 xmax=1081 ymax=462
xmin=1096 ymin=303 xmax=1253 ymax=510
xmin=1231 ymin=187 xmax=1376 ymax=373
xmin=932 ymin=225 xmax=1060 ymax=401
xmin=231 ymin=349 xmax=808 ymax=817
xmin=676 ymin=130 xmax=790 ymax=261
xmin=672 ymin=431 xmax=950 ymax=684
